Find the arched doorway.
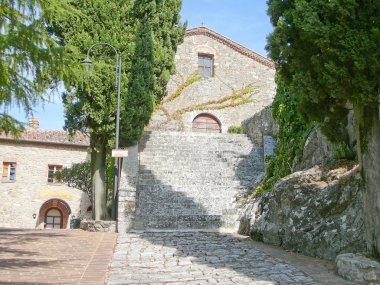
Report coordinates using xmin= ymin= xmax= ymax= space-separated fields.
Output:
xmin=192 ymin=114 xmax=221 ymax=133
xmin=39 ymin=199 xmax=71 ymax=229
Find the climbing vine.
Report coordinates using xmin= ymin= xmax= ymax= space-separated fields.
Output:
xmin=156 ymin=71 xmax=259 ymax=130
xmin=254 ymin=75 xmax=315 ymax=195
xmin=159 ymin=71 xmax=202 ymax=104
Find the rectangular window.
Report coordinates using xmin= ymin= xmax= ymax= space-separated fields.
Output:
xmin=2 ymin=162 xmax=16 ymax=182
xmin=198 ymin=54 xmax=214 ymax=77
xmin=48 ymin=165 xmax=63 ymax=183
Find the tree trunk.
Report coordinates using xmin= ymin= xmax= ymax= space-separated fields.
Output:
xmin=353 ymin=103 xmax=380 ymax=259
xmin=91 ymin=139 xmax=109 ymax=220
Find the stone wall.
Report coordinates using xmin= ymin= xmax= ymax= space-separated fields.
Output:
xmin=242 ymin=108 xmax=278 ymax=147
xmin=117 ymin=142 xmax=139 ymax=234
xmin=0 ymin=141 xmax=91 ymax=229
xmin=149 ymin=27 xmax=276 ymax=133
xmin=80 ymin=220 xmax=116 ymax=232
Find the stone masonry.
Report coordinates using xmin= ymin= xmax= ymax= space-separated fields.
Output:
xmin=118 ymin=131 xmax=264 ymax=233
xmin=149 ymin=27 xmax=275 ymax=133
xmin=0 ymin=129 xmax=91 ymax=229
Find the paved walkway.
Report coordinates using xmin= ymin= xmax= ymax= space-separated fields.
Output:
xmin=0 ymin=229 xmax=354 ymax=284
xmin=0 ymin=228 xmax=116 ymax=284
xmin=106 ymin=232 xmax=354 ymax=285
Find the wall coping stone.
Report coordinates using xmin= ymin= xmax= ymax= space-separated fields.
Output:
xmin=80 ymin=220 xmax=117 ymax=233
xmin=336 ymin=253 xmax=380 ymax=285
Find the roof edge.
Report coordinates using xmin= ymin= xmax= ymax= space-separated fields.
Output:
xmin=185 ymin=26 xmax=275 ymax=69
xmin=0 ymin=137 xmax=89 ymax=148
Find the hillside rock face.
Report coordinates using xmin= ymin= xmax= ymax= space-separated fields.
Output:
xmin=239 ymin=162 xmax=366 ymax=260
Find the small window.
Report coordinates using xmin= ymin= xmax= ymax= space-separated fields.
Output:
xmin=48 ymin=165 xmax=63 ymax=183
xmin=2 ymin=162 xmax=16 ymax=182
xmin=198 ymin=54 xmax=214 ymax=77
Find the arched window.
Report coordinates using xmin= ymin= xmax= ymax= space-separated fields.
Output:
xmin=39 ymin=199 xmax=71 ymax=229
xmin=192 ymin=114 xmax=221 ymax=133
xmin=45 ymin=208 xmax=62 ymax=229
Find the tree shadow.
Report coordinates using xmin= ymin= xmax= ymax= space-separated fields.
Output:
xmin=110 ymin=230 xmax=318 ymax=284
xmin=134 ymin=166 xmax=222 ymax=230
xmin=0 ymin=229 xmax=68 ymax=269
xmin=117 ymin=142 xmax=318 ymax=283
xmin=0 ymin=258 xmax=56 ymax=270
xmin=134 ymin=133 xmax=265 ymax=232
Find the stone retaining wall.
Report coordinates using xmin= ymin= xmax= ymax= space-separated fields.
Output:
xmin=117 ymin=142 xmax=139 ymax=234
xmin=80 ymin=220 xmax=116 ymax=233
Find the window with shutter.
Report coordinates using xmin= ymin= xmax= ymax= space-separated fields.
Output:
xmin=2 ymin=162 xmax=16 ymax=182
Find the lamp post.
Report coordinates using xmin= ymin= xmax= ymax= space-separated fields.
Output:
xmin=82 ymin=42 xmax=122 ymax=221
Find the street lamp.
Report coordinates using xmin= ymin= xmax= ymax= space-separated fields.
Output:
xmin=82 ymin=42 xmax=122 ymax=221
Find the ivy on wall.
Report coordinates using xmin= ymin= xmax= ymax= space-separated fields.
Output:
xmin=155 ymin=71 xmax=259 ymax=130
xmin=254 ymin=75 xmax=315 ymax=195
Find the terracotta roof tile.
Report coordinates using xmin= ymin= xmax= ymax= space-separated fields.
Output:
xmin=0 ymin=129 xmax=90 ymax=147
xmin=186 ymin=26 xmax=275 ymax=69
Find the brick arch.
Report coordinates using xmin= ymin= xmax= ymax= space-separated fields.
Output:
xmin=39 ymin=199 xmax=71 ymax=229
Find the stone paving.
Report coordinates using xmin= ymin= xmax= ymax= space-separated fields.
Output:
xmin=106 ymin=232 xmax=354 ymax=285
xmin=0 ymin=228 xmax=116 ymax=284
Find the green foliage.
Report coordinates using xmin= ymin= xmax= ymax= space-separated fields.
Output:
xmin=50 ymin=0 xmax=184 ymax=219
xmin=266 ymin=0 xmax=380 ymax=141
xmin=52 ymin=0 xmax=185 ymax=145
xmin=56 ymin=161 xmax=92 ymax=202
xmin=227 ymin=126 xmax=243 ymax=134
xmin=0 ymin=0 xmax=75 ymax=134
xmin=332 ymin=143 xmax=356 ymax=161
xmin=254 ymin=75 xmax=315 ymax=194
xmin=0 ymin=114 xmax=25 ymax=136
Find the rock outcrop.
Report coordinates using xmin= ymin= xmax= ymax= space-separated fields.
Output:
xmin=242 ymin=108 xmax=278 ymax=147
xmin=292 ymin=127 xmax=335 ymax=171
xmin=336 ymin=253 xmax=380 ymax=285
xmin=239 ymin=161 xmax=366 ymax=260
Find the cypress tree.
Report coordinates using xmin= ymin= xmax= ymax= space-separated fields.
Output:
xmin=52 ymin=0 xmax=185 ymax=220
xmin=267 ymin=0 xmax=380 ymax=259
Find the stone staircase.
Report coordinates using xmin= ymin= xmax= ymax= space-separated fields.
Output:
xmin=133 ymin=131 xmax=264 ymax=232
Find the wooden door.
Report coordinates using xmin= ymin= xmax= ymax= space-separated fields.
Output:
xmin=192 ymin=114 xmax=221 ymax=133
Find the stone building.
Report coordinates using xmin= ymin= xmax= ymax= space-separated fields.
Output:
xmin=118 ymin=27 xmax=276 ymax=233
xmin=149 ymin=26 xmax=276 ymax=133
xmin=0 ymin=118 xmax=91 ymax=229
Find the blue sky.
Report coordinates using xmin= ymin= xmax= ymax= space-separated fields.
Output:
xmin=7 ymin=0 xmax=273 ymax=130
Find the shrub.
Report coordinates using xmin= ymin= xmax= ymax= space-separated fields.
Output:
xmin=228 ymin=125 xmax=243 ymax=134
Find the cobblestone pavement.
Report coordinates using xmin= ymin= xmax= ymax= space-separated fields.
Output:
xmin=0 ymin=228 xmax=116 ymax=284
xmin=107 ymin=232 xmax=354 ymax=285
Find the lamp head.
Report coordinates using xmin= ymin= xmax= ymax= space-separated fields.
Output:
xmin=81 ymin=57 xmax=93 ymax=65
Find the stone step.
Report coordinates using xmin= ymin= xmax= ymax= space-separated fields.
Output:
xmin=139 ymin=162 xmax=263 ymax=168
xmin=140 ymin=131 xmax=251 ymax=139
xmin=138 ymin=179 xmax=254 ymax=187
xmin=131 ymin=130 xmax=261 ymax=232
xmin=141 ymin=145 xmax=253 ymax=151
xmin=137 ymin=195 xmax=236 ymax=207
xmin=133 ymin=213 xmax=240 ymax=231
xmin=133 ymin=214 xmax=226 ymax=230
